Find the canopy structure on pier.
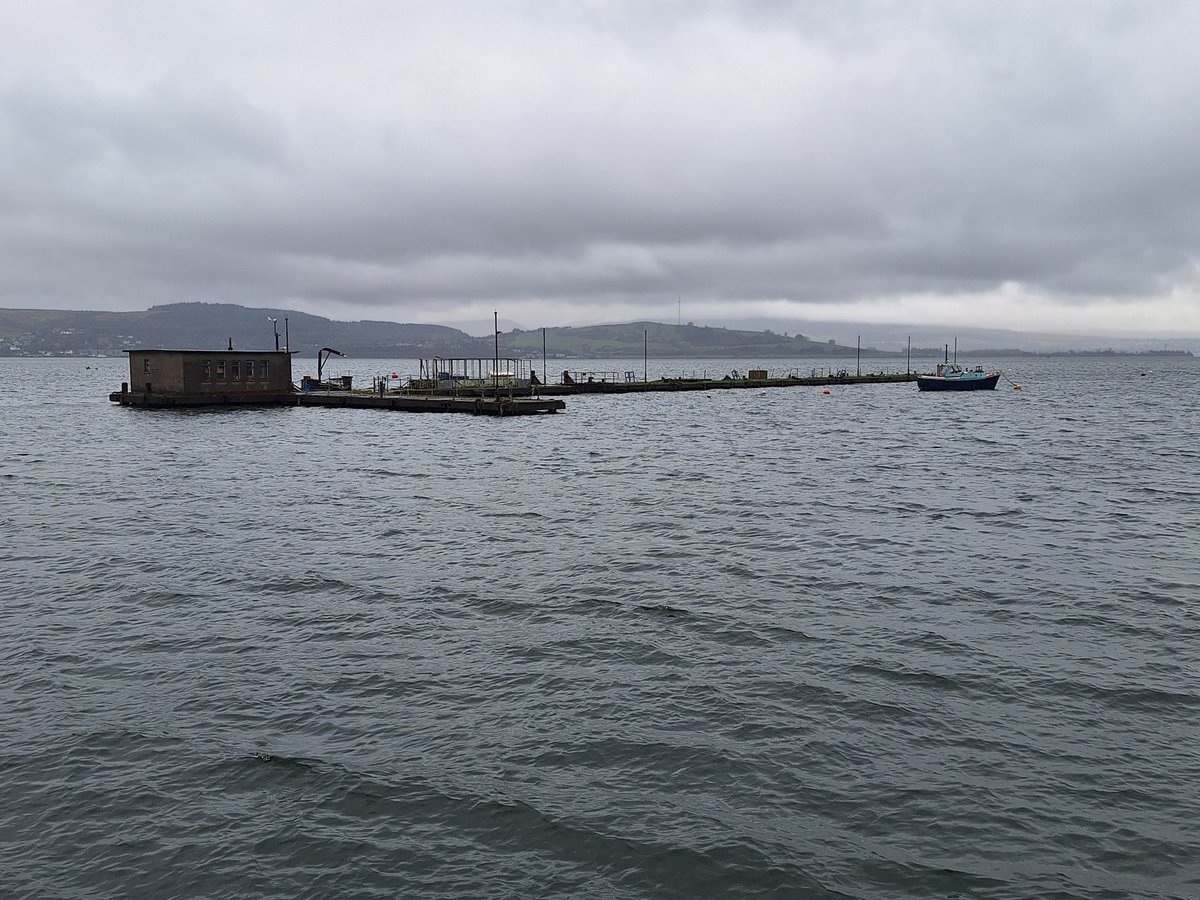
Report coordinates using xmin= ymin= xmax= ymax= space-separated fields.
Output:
xmin=412 ymin=357 xmax=534 ymax=393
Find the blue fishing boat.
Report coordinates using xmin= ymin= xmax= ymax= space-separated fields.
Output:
xmin=917 ymin=362 xmax=1001 ymax=391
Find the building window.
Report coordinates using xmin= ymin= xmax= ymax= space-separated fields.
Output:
xmin=216 ymin=361 xmax=226 ymax=379
xmin=261 ymin=360 xmax=270 ymax=379
xmin=202 ymin=360 xmax=211 ymax=380
xmin=231 ymin=360 xmax=241 ymax=379
xmin=245 ymin=360 xmax=255 ymax=379
xmin=143 ymin=358 xmax=151 ymax=373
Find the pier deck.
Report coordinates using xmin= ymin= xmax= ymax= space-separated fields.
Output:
xmin=533 ymin=372 xmax=917 ymax=395
xmin=109 ymin=371 xmax=915 ymax=413
xmin=109 ymin=390 xmax=565 ymax=416
xmin=296 ymin=391 xmax=564 ymax=415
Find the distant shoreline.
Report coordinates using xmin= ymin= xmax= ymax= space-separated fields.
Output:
xmin=920 ymin=349 xmax=1193 ymax=358
xmin=1 ymin=348 xmax=1192 ymax=360
xmin=1 ymin=302 xmax=1193 ymax=359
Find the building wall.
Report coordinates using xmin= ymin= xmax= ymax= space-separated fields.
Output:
xmin=129 ymin=352 xmax=186 ymax=393
xmin=129 ymin=351 xmax=293 ymax=394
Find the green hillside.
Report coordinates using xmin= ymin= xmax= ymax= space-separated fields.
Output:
xmin=503 ymin=321 xmax=860 ymax=358
xmin=0 ymin=303 xmax=491 ymax=358
xmin=2 ymin=304 xmax=879 ymax=359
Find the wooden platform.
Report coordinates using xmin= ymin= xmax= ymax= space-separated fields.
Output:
xmin=108 ymin=390 xmax=565 ymax=416
xmin=296 ymin=391 xmax=564 ymax=415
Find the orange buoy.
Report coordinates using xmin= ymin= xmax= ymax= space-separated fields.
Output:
xmin=822 ymin=389 xmax=831 ymax=395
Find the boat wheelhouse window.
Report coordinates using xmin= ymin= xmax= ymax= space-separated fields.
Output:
xmin=245 ymin=360 xmax=255 ymax=379
xmin=261 ymin=360 xmax=269 ymax=379
xmin=216 ymin=360 xmax=226 ymax=379
xmin=202 ymin=360 xmax=211 ymax=380
xmin=231 ymin=360 xmax=241 ymax=379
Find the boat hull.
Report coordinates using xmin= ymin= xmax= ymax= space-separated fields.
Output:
xmin=916 ymin=373 xmax=1000 ymax=391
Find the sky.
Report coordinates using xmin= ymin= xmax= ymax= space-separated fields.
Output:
xmin=1 ymin=0 xmax=1199 ymax=337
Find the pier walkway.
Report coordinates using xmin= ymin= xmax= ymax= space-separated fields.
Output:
xmin=533 ymin=372 xmax=916 ymax=395
xmin=109 ymin=389 xmax=565 ymax=416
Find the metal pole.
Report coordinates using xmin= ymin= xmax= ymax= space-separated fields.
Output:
xmin=644 ymin=329 xmax=648 ymax=382
xmin=907 ymin=335 xmax=911 ymax=375
xmin=856 ymin=335 xmax=861 ymax=377
xmin=954 ymin=337 xmax=957 ymax=363
xmin=284 ymin=318 xmax=289 ymax=353
xmin=542 ymin=327 xmax=547 ymax=392
xmin=493 ymin=311 xmax=499 ymax=397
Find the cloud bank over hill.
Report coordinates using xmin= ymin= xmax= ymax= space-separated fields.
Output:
xmin=2 ymin=1 xmax=1199 ymax=336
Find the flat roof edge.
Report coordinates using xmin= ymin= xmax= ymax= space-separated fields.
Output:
xmin=125 ymin=349 xmax=297 ymax=354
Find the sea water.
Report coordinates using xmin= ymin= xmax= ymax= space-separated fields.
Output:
xmin=1 ymin=355 xmax=1197 ymax=899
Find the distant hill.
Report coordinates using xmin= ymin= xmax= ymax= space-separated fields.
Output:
xmin=703 ymin=316 xmax=1200 ymax=355
xmin=0 ymin=302 xmax=1192 ymax=359
xmin=0 ymin=303 xmax=492 ymax=358
xmin=0 ymin=304 xmax=871 ymax=359
xmin=506 ymin=321 xmax=862 ymax=358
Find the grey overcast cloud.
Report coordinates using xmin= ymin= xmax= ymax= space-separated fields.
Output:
xmin=2 ymin=0 xmax=1199 ymax=336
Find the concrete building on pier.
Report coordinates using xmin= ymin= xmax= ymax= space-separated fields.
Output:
xmin=124 ymin=349 xmax=294 ymax=398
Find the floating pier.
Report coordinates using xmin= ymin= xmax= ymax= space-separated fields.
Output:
xmin=111 ymin=347 xmax=912 ymax=416
xmin=294 ymin=391 xmax=563 ymax=415
xmin=108 ymin=388 xmax=564 ymax=416
xmin=110 ymin=348 xmax=564 ymax=415
xmin=532 ymin=371 xmax=917 ymax=395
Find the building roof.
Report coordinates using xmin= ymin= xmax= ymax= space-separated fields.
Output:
xmin=125 ymin=348 xmax=296 ymax=355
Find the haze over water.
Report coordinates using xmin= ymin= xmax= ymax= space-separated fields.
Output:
xmin=2 ymin=356 xmax=1197 ymax=899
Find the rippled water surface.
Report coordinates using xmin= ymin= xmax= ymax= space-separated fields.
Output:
xmin=2 ymin=356 xmax=1198 ymax=899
